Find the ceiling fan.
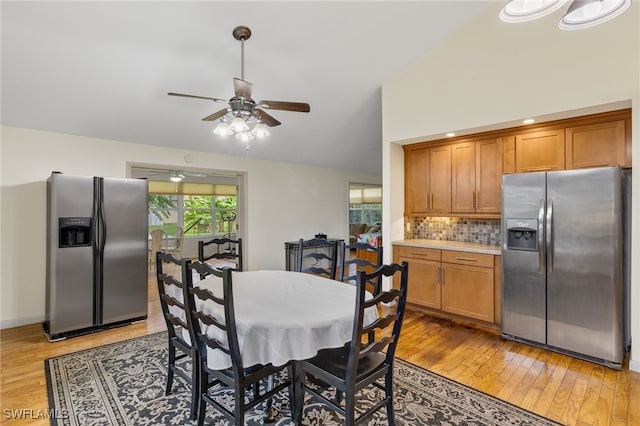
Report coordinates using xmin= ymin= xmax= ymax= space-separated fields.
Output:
xmin=168 ymin=25 xmax=310 ymax=141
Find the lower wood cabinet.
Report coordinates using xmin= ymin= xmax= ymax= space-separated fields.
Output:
xmin=394 ymin=244 xmax=499 ymax=325
xmin=394 ymin=245 xmax=441 ymax=309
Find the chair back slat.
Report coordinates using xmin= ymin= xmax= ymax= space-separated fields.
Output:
xmin=198 ymin=237 xmax=243 ymax=271
xmin=182 ymin=259 xmax=245 ymax=374
xmin=338 ymin=241 xmax=383 ymax=294
xmin=156 ymin=251 xmax=189 ymax=340
xmin=296 ymin=238 xmax=338 ymax=280
xmin=346 ymin=261 xmax=409 ymax=381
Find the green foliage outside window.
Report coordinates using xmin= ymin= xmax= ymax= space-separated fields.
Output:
xmin=148 ymin=194 xmax=237 ymax=237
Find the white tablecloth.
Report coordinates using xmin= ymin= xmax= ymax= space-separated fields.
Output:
xmin=194 ymin=270 xmax=378 ymax=370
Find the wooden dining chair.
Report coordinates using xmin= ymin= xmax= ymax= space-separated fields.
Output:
xmin=165 ymin=226 xmax=184 ymax=258
xmin=148 ymin=229 xmax=165 ymax=270
xmin=182 ymin=259 xmax=293 ymax=426
xmin=198 ymin=237 xmax=243 ymax=271
xmin=338 ymin=241 xmax=384 ymax=294
xmin=156 ymin=251 xmax=199 ymax=420
xmin=293 ymin=261 xmax=409 ymax=425
xmin=296 ymin=238 xmax=338 ymax=280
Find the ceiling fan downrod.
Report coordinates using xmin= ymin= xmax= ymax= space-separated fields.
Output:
xmin=232 ymin=26 xmax=252 ymax=82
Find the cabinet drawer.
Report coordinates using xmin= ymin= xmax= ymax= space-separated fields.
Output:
xmin=393 ymin=245 xmax=441 ymax=261
xmin=442 ymin=250 xmax=493 ymax=268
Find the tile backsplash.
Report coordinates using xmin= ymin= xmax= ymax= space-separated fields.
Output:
xmin=407 ymin=217 xmax=501 ymax=246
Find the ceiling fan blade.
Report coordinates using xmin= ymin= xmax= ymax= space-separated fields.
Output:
xmin=258 ymin=100 xmax=310 ymax=113
xmin=233 ymin=78 xmax=253 ymax=99
xmin=202 ymin=108 xmax=229 ymax=121
xmin=168 ymin=92 xmax=226 ymax=102
xmin=255 ymin=108 xmax=281 ymax=127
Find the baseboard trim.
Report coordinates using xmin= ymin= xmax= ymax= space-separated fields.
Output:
xmin=629 ymin=358 xmax=640 ymax=373
xmin=1 ymin=315 xmax=44 ymax=330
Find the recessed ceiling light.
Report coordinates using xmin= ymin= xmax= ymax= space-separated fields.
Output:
xmin=446 ymin=132 xmax=456 ymax=137
xmin=523 ymin=119 xmax=535 ymax=125
xmin=499 ymin=0 xmax=568 ymax=23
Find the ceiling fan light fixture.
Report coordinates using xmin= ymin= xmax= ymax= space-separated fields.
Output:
xmin=499 ymin=0 xmax=569 ymax=22
xmin=235 ymin=131 xmax=254 ymax=142
xmin=169 ymin=172 xmax=185 ymax=183
xmin=251 ymin=122 xmax=270 ymax=138
xmin=229 ymin=116 xmax=250 ymax=132
xmin=558 ymin=0 xmax=631 ymax=30
xmin=213 ymin=121 xmax=233 ymax=136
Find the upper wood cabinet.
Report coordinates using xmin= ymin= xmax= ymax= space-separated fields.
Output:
xmin=403 ymin=109 xmax=631 ymax=216
xmin=405 ymin=145 xmax=451 ymax=214
xmin=565 ymin=119 xmax=627 ymax=169
xmin=515 ymin=129 xmax=565 ymax=173
xmin=451 ymin=138 xmax=502 ymax=213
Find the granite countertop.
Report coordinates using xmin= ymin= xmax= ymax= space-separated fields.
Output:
xmin=393 ymin=239 xmax=501 ymax=255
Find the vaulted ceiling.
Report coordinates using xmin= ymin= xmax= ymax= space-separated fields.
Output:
xmin=1 ymin=1 xmax=492 ymax=175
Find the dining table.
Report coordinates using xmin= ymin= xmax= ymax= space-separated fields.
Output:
xmin=192 ymin=269 xmax=378 ymax=371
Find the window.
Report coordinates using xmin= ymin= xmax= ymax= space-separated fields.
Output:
xmin=349 ymin=183 xmax=382 ymax=225
xmin=148 ymin=194 xmax=237 ymax=238
xmin=349 ymin=203 xmax=382 ymax=225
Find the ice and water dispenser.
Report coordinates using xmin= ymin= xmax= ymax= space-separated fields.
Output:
xmin=506 ymin=218 xmax=538 ymax=251
xmin=59 ymin=217 xmax=92 ymax=247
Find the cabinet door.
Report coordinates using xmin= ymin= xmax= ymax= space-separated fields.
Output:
xmin=398 ymin=256 xmax=442 ymax=310
xmin=451 ymin=141 xmax=475 ymax=213
xmin=475 ymin=138 xmax=502 ymax=213
xmin=405 ymin=148 xmax=429 ymax=214
xmin=429 ymin=145 xmax=452 ymax=213
xmin=515 ymin=130 xmax=565 ymax=173
xmin=442 ymin=263 xmax=494 ymax=322
xmin=565 ymin=120 xmax=626 ymax=169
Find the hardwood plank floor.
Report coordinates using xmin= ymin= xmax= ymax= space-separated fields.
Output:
xmin=1 ymin=270 xmax=638 ymax=425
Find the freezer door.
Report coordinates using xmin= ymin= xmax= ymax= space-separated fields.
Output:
xmin=501 ymin=172 xmax=546 ymax=344
xmin=46 ymin=174 xmax=95 ymax=334
xmin=100 ymin=178 xmax=149 ymax=324
xmin=546 ymin=167 xmax=623 ymax=364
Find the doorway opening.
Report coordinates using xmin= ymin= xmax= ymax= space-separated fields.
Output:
xmin=348 ymin=183 xmax=382 ymax=246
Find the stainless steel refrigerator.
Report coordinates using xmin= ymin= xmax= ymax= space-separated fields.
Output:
xmin=44 ymin=172 xmax=148 ymax=340
xmin=501 ymin=166 xmax=625 ymax=369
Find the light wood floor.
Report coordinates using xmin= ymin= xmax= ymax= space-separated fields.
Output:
xmin=1 ymin=270 xmax=638 ymax=425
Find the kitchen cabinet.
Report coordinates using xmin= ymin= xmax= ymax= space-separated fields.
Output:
xmin=393 ymin=245 xmax=441 ymax=309
xmin=393 ymin=244 xmax=498 ymax=324
xmin=451 ymin=138 xmax=502 ymax=213
xmin=404 ymin=145 xmax=451 ymax=214
xmin=515 ymin=129 xmax=565 ymax=173
xmin=565 ymin=119 xmax=627 ymax=169
xmin=441 ymin=250 xmax=494 ymax=323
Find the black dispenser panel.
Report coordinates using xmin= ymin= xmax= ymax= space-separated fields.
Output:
xmin=59 ymin=217 xmax=92 ymax=247
xmin=506 ymin=218 xmax=538 ymax=251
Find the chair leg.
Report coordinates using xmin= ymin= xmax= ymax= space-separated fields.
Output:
xmin=234 ymin=382 xmax=245 ymax=426
xmin=292 ymin=363 xmax=304 ymax=424
xmin=263 ymin=374 xmax=278 ymax=423
xmin=344 ymin=391 xmax=356 ymax=426
xmin=165 ymin=344 xmax=175 ymax=395
xmin=189 ymin=352 xmax=200 ymax=421
xmin=196 ymin=370 xmax=208 ymax=426
xmin=385 ymin=372 xmax=396 ymax=426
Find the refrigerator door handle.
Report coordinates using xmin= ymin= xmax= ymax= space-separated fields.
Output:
xmin=546 ymin=198 xmax=553 ymax=272
xmin=538 ymin=198 xmax=545 ymax=271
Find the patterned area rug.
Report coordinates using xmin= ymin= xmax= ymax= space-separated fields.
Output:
xmin=46 ymin=332 xmax=560 ymax=425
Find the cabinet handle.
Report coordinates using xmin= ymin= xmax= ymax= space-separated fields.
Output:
xmin=440 ymin=266 xmax=444 ymax=285
xmin=455 ymin=256 xmax=477 ymax=262
xmin=410 ymin=252 xmax=430 ymax=256
xmin=473 ymin=191 xmax=476 ymax=209
xmin=426 ymin=192 xmax=430 ymax=210
xmin=431 ymin=193 xmax=434 ymax=210
xmin=475 ymin=191 xmax=479 ymax=209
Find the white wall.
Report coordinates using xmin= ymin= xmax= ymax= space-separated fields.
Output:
xmin=0 ymin=126 xmax=380 ymax=328
xmin=381 ymin=3 xmax=640 ymax=371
